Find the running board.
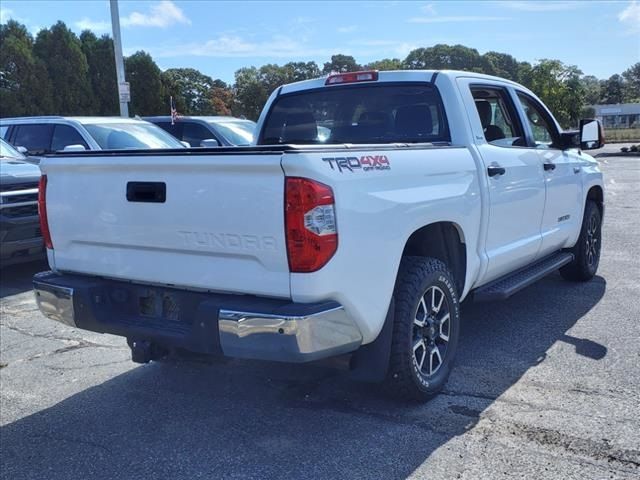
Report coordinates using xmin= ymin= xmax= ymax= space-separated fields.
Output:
xmin=473 ymin=252 xmax=574 ymax=302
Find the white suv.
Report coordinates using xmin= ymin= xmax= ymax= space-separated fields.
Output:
xmin=0 ymin=116 xmax=184 ymax=156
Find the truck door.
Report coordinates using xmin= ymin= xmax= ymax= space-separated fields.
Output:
xmin=513 ymin=91 xmax=583 ymax=257
xmin=457 ymin=79 xmax=546 ymax=284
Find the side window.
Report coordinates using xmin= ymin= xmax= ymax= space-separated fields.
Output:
xmin=0 ymin=126 xmax=8 ymax=139
xmin=12 ymin=124 xmax=53 ymax=155
xmin=471 ymin=87 xmax=525 ymax=147
xmin=51 ymin=125 xmax=89 ymax=151
xmin=516 ymin=93 xmax=558 ymax=149
xmin=182 ymin=122 xmax=215 ymax=147
xmin=154 ymin=122 xmax=182 ymax=139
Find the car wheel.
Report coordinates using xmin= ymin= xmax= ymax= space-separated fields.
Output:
xmin=560 ymin=201 xmax=602 ymax=282
xmin=385 ymin=256 xmax=460 ymax=402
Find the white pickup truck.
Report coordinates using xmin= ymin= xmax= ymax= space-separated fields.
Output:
xmin=33 ymin=70 xmax=605 ymax=401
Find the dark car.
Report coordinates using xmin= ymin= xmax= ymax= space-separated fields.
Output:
xmin=144 ymin=116 xmax=256 ymax=147
xmin=0 ymin=139 xmax=44 ymax=266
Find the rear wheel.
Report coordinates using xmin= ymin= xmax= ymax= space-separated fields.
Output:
xmin=385 ymin=256 xmax=460 ymax=402
xmin=560 ymin=201 xmax=602 ymax=282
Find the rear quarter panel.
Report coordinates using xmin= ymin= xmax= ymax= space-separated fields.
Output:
xmin=282 ymin=146 xmax=481 ymax=343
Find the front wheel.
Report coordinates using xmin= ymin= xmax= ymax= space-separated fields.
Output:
xmin=385 ymin=256 xmax=461 ymax=402
xmin=560 ymin=201 xmax=602 ymax=282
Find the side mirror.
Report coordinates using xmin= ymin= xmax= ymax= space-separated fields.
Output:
xmin=200 ymin=138 xmax=221 ymax=148
xmin=62 ymin=144 xmax=87 ymax=152
xmin=16 ymin=146 xmax=28 ymax=154
xmin=579 ymin=119 xmax=605 ymax=150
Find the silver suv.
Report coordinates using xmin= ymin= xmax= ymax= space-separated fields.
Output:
xmin=0 ymin=116 xmax=185 ymax=156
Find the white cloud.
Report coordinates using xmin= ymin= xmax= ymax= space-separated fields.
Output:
xmin=337 ymin=25 xmax=358 ymax=33
xmin=618 ymin=0 xmax=640 ymax=34
xmin=0 ymin=7 xmax=13 ymax=23
xmin=142 ymin=34 xmax=334 ymax=59
xmin=121 ymin=0 xmax=190 ymax=28
xmin=74 ymin=17 xmax=111 ymax=33
xmin=408 ymin=16 xmax=509 ymax=23
xmin=499 ymin=1 xmax=581 ymax=11
xmin=420 ymin=4 xmax=437 ymax=15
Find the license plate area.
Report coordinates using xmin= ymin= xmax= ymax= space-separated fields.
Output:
xmin=138 ymin=289 xmax=180 ymax=321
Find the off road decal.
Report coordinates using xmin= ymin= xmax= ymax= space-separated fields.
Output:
xmin=322 ymin=155 xmax=391 ymax=173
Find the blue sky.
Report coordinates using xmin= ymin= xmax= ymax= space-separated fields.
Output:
xmin=1 ymin=0 xmax=638 ymax=83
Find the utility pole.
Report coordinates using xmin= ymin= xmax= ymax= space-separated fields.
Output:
xmin=110 ymin=0 xmax=129 ymax=117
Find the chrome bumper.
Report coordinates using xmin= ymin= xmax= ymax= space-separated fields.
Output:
xmin=33 ymin=271 xmax=362 ymax=363
xmin=219 ymin=306 xmax=362 ymax=362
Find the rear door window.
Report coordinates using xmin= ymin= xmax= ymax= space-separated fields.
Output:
xmin=51 ymin=125 xmax=89 ymax=151
xmin=12 ymin=124 xmax=53 ymax=155
xmin=470 ymin=86 xmax=526 ymax=147
xmin=260 ymin=83 xmax=450 ymax=145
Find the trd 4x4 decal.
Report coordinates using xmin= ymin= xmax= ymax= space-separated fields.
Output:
xmin=322 ymin=155 xmax=391 ymax=173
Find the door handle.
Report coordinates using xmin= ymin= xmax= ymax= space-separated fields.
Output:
xmin=543 ymin=162 xmax=556 ymax=171
xmin=126 ymin=182 xmax=166 ymax=203
xmin=487 ymin=165 xmax=506 ymax=177
xmin=573 ymin=166 xmax=581 ymax=174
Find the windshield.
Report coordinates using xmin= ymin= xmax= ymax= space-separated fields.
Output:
xmin=83 ymin=122 xmax=185 ymax=150
xmin=209 ymin=120 xmax=255 ymax=145
xmin=261 ymin=84 xmax=450 ymax=145
xmin=0 ymin=138 xmax=26 ymax=159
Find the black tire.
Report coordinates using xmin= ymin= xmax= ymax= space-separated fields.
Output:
xmin=560 ymin=201 xmax=602 ymax=282
xmin=385 ymin=256 xmax=460 ymax=402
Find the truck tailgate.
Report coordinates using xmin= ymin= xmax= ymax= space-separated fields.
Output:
xmin=41 ymin=153 xmax=290 ymax=298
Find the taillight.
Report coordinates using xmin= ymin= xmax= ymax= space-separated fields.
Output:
xmin=38 ymin=175 xmax=53 ymax=249
xmin=325 ymin=70 xmax=378 ymax=85
xmin=285 ymin=177 xmax=337 ymax=273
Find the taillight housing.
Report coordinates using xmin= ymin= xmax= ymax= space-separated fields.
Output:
xmin=38 ymin=175 xmax=53 ymax=249
xmin=285 ymin=177 xmax=337 ymax=273
xmin=325 ymin=70 xmax=379 ymax=85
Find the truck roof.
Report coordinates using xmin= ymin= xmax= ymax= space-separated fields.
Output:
xmin=279 ymin=69 xmax=524 ymax=95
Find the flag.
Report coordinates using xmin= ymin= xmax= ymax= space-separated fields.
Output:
xmin=170 ymin=96 xmax=178 ymax=125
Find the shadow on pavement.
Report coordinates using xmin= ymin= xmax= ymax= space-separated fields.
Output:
xmin=0 ymin=273 xmax=606 ymax=479
xmin=0 ymin=260 xmax=48 ymax=299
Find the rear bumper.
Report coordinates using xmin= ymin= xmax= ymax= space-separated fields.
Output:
xmin=33 ymin=271 xmax=362 ymax=362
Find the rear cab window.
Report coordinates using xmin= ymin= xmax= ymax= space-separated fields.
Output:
xmin=260 ymin=83 xmax=450 ymax=145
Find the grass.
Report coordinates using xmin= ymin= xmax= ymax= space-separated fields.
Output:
xmin=603 ymin=128 xmax=640 ymax=143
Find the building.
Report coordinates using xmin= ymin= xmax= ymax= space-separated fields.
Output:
xmin=591 ymin=103 xmax=640 ymax=129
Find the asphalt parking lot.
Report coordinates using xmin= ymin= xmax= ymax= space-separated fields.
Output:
xmin=1 ymin=153 xmax=639 ymax=480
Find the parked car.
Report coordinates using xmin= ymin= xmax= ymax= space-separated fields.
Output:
xmin=33 ymin=70 xmax=605 ymax=401
xmin=144 ymin=116 xmax=256 ymax=146
xmin=0 ymin=117 xmax=185 ymax=157
xmin=0 ymin=138 xmax=44 ymax=266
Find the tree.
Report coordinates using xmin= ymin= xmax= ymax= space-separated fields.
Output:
xmin=482 ymin=51 xmax=521 ymax=81
xmin=0 ymin=20 xmax=53 ymax=116
xmin=622 ymin=62 xmax=640 ymax=102
xmin=600 ymin=74 xmax=625 ymax=105
xmin=233 ymin=67 xmax=267 ymax=120
xmin=125 ymin=51 xmax=164 ymax=115
xmin=209 ymin=85 xmax=234 ymax=116
xmin=162 ymin=68 xmax=218 ymax=115
xmin=527 ymin=59 xmax=584 ymax=127
xmin=322 ymin=54 xmax=361 ymax=74
xmin=284 ymin=61 xmax=321 ymax=81
xmin=404 ymin=44 xmax=485 ymax=72
xmin=365 ymin=58 xmax=403 ymax=71
xmin=580 ymin=75 xmax=602 ymax=106
xmin=34 ymin=21 xmax=94 ymax=115
xmin=80 ymin=31 xmax=118 ymax=115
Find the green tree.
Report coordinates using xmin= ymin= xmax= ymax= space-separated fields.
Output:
xmin=34 ymin=21 xmax=94 ymax=114
xmin=482 ymin=51 xmax=521 ymax=81
xmin=322 ymin=54 xmax=361 ymax=74
xmin=233 ymin=67 xmax=267 ymax=120
xmin=365 ymin=58 xmax=403 ymax=71
xmin=580 ymin=75 xmax=602 ymax=106
xmin=621 ymin=62 xmax=640 ymax=102
xmin=162 ymin=68 xmax=217 ymax=115
xmin=284 ymin=61 xmax=321 ymax=81
xmin=404 ymin=44 xmax=486 ymax=72
xmin=0 ymin=20 xmax=53 ymax=116
xmin=80 ymin=31 xmax=117 ymax=115
xmin=125 ymin=51 xmax=164 ymax=116
xmin=600 ymin=74 xmax=625 ymax=105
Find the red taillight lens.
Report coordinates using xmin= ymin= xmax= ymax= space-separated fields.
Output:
xmin=285 ymin=177 xmax=337 ymax=273
xmin=38 ymin=175 xmax=53 ymax=249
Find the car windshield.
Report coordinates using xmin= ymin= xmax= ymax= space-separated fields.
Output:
xmin=83 ymin=122 xmax=185 ymax=150
xmin=209 ymin=120 xmax=255 ymax=145
xmin=261 ymin=84 xmax=450 ymax=145
xmin=0 ymin=138 xmax=26 ymax=159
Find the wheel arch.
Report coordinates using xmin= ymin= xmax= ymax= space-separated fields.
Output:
xmin=401 ymin=222 xmax=467 ymax=295
xmin=586 ymin=185 xmax=604 ymax=217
